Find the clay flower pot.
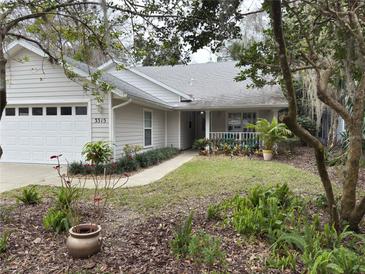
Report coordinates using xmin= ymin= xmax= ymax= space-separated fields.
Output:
xmin=66 ymin=223 xmax=102 ymax=259
xmin=262 ymin=149 xmax=273 ymax=161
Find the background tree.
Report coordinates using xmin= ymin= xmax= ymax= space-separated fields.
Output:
xmin=235 ymin=0 xmax=365 ymax=230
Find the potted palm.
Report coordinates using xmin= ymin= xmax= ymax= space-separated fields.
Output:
xmin=247 ymin=118 xmax=291 ymax=161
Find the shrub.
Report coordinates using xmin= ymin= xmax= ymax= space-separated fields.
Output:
xmin=69 ymin=147 xmax=179 ymax=175
xmin=223 ymin=184 xmax=300 ymax=239
xmin=0 ymin=231 xmax=10 ymax=253
xmin=82 ymin=141 xmax=112 ymax=165
xmin=15 ymin=186 xmax=41 ymax=205
xmin=171 ymin=212 xmax=193 ymax=257
xmin=116 ymin=156 xmax=139 ymax=172
xmin=193 ymin=138 xmax=210 ymax=151
xmin=297 ymin=116 xmax=317 ymax=136
xmin=43 ymin=208 xmax=72 ymax=233
xmin=188 ymin=231 xmax=225 ymax=266
xmin=135 ymin=147 xmax=179 ymax=168
xmin=55 ymin=187 xmax=80 ymax=211
xmin=123 ymin=144 xmax=142 ymax=158
xmin=68 ymin=161 xmax=86 ymax=175
xmin=247 ymin=118 xmax=292 ymax=150
xmin=207 ymin=204 xmax=222 ymax=221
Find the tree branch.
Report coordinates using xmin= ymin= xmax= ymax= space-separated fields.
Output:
xmin=6 ymin=33 xmax=58 ymax=62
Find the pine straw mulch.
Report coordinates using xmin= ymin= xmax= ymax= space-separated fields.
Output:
xmin=0 ymin=194 xmax=294 ymax=274
xmin=0 ymin=147 xmax=341 ymax=274
xmin=275 ymin=146 xmax=365 ymax=190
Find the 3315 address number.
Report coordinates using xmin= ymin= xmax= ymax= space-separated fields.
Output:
xmin=94 ymin=118 xmax=107 ymax=124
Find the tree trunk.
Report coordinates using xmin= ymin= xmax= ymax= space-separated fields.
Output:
xmin=328 ymin=111 xmax=339 ymax=148
xmin=269 ymin=0 xmax=340 ymax=230
xmin=0 ymin=35 xmax=7 ymax=159
xmin=341 ymin=75 xmax=365 ymax=229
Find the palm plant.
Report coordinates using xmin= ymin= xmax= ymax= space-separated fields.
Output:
xmin=247 ymin=118 xmax=292 ymax=150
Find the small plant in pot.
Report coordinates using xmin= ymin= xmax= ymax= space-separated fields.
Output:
xmin=50 ymin=142 xmax=129 ymax=259
xmin=247 ymin=118 xmax=291 ymax=161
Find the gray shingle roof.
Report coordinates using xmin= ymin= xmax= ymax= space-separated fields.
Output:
xmin=134 ymin=61 xmax=287 ymax=109
xmin=65 ymin=57 xmax=172 ymax=108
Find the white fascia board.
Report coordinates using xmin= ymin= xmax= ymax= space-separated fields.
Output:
xmin=128 ymin=96 xmax=173 ymax=111
xmin=128 ymin=68 xmax=193 ymax=101
xmin=173 ymin=103 xmax=289 ymax=110
xmin=97 ymin=59 xmax=116 ymax=71
xmin=5 ymin=40 xmax=47 ymax=58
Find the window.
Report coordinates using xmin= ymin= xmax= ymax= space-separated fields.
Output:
xmin=75 ymin=106 xmax=87 ymax=115
xmin=227 ymin=112 xmax=257 ymax=132
xmin=46 ymin=107 xmax=57 ymax=116
xmin=32 ymin=107 xmax=43 ymax=116
xmin=61 ymin=107 xmax=72 ymax=115
xmin=242 ymin=112 xmax=256 ymax=131
xmin=5 ymin=108 xmax=15 ymax=116
xmin=19 ymin=108 xmax=29 ymax=116
xmin=144 ymin=111 xmax=152 ymax=147
xmin=227 ymin=113 xmax=241 ymax=132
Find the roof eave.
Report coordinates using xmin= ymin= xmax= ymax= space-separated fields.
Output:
xmin=172 ymin=103 xmax=288 ymax=110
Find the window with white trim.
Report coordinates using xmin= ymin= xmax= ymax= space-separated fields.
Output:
xmin=144 ymin=111 xmax=152 ymax=147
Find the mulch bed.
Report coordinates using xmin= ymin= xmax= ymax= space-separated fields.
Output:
xmin=275 ymin=146 xmax=365 ymax=190
xmin=2 ymin=146 xmax=358 ymax=273
xmin=0 ymin=195 xmax=290 ymax=274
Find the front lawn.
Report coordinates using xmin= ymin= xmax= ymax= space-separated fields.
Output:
xmin=0 ymin=156 xmax=327 ymax=273
xmin=2 ymin=156 xmax=322 ymax=213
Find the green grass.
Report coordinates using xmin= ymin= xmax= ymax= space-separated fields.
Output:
xmin=1 ymin=157 xmax=322 ymax=213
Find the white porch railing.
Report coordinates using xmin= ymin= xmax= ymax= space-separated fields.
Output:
xmin=209 ymin=132 xmax=261 ymax=145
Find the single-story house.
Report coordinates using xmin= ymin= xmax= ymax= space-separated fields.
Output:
xmin=0 ymin=40 xmax=287 ymax=164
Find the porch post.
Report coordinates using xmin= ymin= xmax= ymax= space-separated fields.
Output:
xmin=205 ymin=110 xmax=210 ymax=140
xmin=273 ymin=109 xmax=279 ymax=120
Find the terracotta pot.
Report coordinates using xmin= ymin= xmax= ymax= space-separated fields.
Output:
xmin=262 ymin=150 xmax=273 ymax=161
xmin=66 ymin=223 xmax=102 ymax=259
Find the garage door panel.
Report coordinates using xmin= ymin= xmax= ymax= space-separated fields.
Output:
xmin=0 ymin=104 xmax=91 ymax=163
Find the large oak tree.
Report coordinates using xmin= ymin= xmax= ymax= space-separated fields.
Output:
xmin=237 ymin=0 xmax=365 ymax=230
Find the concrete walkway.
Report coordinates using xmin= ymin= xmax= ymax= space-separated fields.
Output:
xmin=0 ymin=151 xmax=196 ymax=193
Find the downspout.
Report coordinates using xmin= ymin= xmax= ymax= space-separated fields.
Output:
xmin=111 ymin=98 xmax=132 ymax=158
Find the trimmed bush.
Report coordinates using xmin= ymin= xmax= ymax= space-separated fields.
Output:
xmin=116 ymin=156 xmax=139 ymax=172
xmin=68 ymin=161 xmax=86 ymax=175
xmin=68 ymin=147 xmax=179 ymax=175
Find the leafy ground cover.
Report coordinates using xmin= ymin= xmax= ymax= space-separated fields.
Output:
xmin=0 ymin=149 xmax=358 ymax=273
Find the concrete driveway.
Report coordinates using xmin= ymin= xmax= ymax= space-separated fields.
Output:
xmin=0 ymin=163 xmax=60 ymax=193
xmin=0 ymin=151 xmax=196 ymax=193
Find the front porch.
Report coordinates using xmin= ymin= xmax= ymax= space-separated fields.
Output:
xmin=181 ymin=108 xmax=282 ymax=148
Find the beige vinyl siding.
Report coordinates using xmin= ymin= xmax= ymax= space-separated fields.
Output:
xmin=166 ymin=111 xmax=180 ymax=149
xmin=6 ymin=48 xmax=110 ymax=143
xmin=90 ymin=96 xmax=110 ymax=141
xmin=211 ymin=111 xmax=226 ymax=132
xmin=258 ymin=109 xmax=273 ymax=121
xmin=108 ymin=68 xmax=180 ymax=103
xmin=113 ymin=102 xmax=166 ymax=158
xmin=6 ymin=49 xmax=88 ymax=101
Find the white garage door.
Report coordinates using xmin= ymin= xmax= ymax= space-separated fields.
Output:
xmin=0 ymin=104 xmax=91 ymax=164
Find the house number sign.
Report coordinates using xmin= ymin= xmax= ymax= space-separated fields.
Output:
xmin=94 ymin=118 xmax=107 ymax=124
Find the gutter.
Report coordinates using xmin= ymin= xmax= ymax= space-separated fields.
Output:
xmin=111 ymin=98 xmax=132 ymax=157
